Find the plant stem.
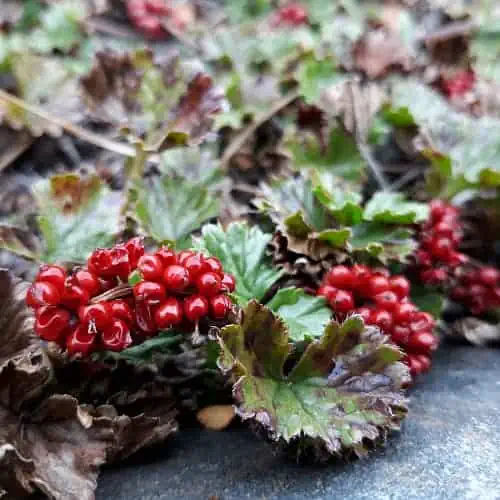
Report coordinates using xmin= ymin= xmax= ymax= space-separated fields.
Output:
xmin=90 ymin=283 xmax=133 ymax=303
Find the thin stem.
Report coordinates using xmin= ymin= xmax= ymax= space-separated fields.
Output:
xmin=358 ymin=142 xmax=391 ymax=191
xmin=90 ymin=283 xmax=133 ymax=304
xmin=0 ymin=89 xmax=136 ymax=158
xmin=221 ymin=89 xmax=299 ymax=169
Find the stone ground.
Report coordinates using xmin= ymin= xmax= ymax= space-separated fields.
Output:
xmin=97 ymin=343 xmax=500 ymax=500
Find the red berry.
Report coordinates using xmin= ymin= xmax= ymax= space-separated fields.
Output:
xmin=156 ymin=247 xmax=177 ymax=267
xmin=88 ymin=246 xmax=130 ymax=280
xmin=155 ymin=298 xmax=183 ymax=328
xmin=478 ymin=267 xmax=500 ymax=287
xmin=407 ymin=355 xmax=423 ymax=377
xmin=184 ymin=253 xmax=207 ymax=279
xmin=78 ymin=303 xmax=113 ymax=331
xmin=34 ymin=306 xmax=71 ymax=342
xmin=366 ymin=275 xmax=390 ymax=297
xmin=391 ymin=325 xmax=411 ymax=346
xmin=430 ymin=200 xmax=448 ymax=221
xmin=61 ymin=284 xmax=90 ymax=310
xmin=393 ymin=302 xmax=418 ymax=323
xmin=196 ymin=272 xmax=221 ymax=297
xmin=204 ymin=257 xmax=223 ymax=276
xmin=414 ymin=354 xmax=431 ymax=373
xmin=138 ymin=254 xmax=165 ymax=282
xmin=329 ymin=289 xmax=354 ymax=314
xmin=369 ymin=309 xmax=393 ymax=332
xmin=26 ymin=281 xmax=61 ymax=309
xmin=145 ymin=0 xmax=171 ymax=15
xmin=317 ymin=285 xmax=338 ymax=302
xmin=163 ymin=265 xmax=190 ymax=292
xmin=420 ymin=268 xmax=447 ymax=284
xmin=221 ymin=273 xmax=236 ymax=293
xmin=407 ymin=331 xmax=437 ymax=353
xmin=133 ymin=281 xmax=166 ymax=305
xmin=326 ymin=266 xmax=355 ymax=289
xmin=127 ymin=0 xmax=146 ymax=17
xmin=102 ymin=318 xmax=132 ymax=352
xmin=124 ymin=237 xmax=145 ymax=269
xmin=66 ymin=325 xmax=96 ymax=357
xmin=389 ymin=275 xmax=410 ymax=299
xmin=184 ymin=294 xmax=209 ymax=322
xmin=109 ymin=299 xmax=134 ymax=326
xmin=374 ymin=291 xmax=399 ymax=312
xmin=415 ymin=250 xmax=432 ymax=266
xmin=210 ymin=294 xmax=232 ymax=319
xmin=35 ymin=265 xmax=66 ymax=293
xmin=136 ymin=15 xmax=165 ymax=39
xmin=178 ymin=250 xmax=195 ymax=266
xmin=356 ymin=307 xmax=373 ymax=322
xmin=451 ymin=286 xmax=468 ymax=301
xmin=74 ymin=269 xmax=101 ymax=297
xmin=431 ymin=237 xmax=454 ymax=260
xmin=134 ymin=298 xmax=157 ymax=335
xmin=99 ymin=277 xmax=117 ymax=292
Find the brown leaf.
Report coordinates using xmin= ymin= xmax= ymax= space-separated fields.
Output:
xmin=197 ymin=405 xmax=235 ymax=430
xmin=353 ymin=30 xmax=413 ymax=79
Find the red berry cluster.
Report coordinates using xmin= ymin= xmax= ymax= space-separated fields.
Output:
xmin=451 ymin=266 xmax=500 ymax=314
xmin=441 ymin=70 xmax=476 ymax=99
xmin=317 ymin=265 xmax=437 ymax=377
xmin=415 ymin=200 xmax=467 ymax=286
xmin=271 ymin=3 xmax=308 ymax=27
xmin=26 ymin=238 xmax=235 ymax=357
xmin=126 ymin=0 xmax=171 ymax=39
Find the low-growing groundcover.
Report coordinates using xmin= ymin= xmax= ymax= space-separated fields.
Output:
xmin=0 ymin=0 xmax=500 ymax=498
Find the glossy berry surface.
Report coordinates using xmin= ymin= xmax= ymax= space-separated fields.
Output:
xmin=318 ymin=264 xmax=437 ymax=379
xmin=27 ymin=243 xmax=235 ymax=357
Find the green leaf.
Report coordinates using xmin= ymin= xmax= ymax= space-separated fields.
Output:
xmin=223 ymin=0 xmax=273 ymax=24
xmin=266 ymin=287 xmax=331 ymax=341
xmin=219 ymin=302 xmax=409 ymax=459
xmin=194 ymin=223 xmax=283 ymax=304
xmin=410 ymin=285 xmax=444 ymax=319
xmin=387 ymin=79 xmax=500 ymax=196
xmin=314 ymin=184 xmax=363 ymax=226
xmin=363 ymin=192 xmax=429 ymax=224
xmin=350 ymin=224 xmax=417 ymax=262
xmin=33 ymin=174 xmax=123 ymax=264
xmin=297 ymin=55 xmax=343 ymax=105
xmin=287 ymin=126 xmax=367 ymax=183
xmin=133 ymin=176 xmax=219 ymax=246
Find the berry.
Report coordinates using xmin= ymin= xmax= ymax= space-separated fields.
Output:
xmin=407 ymin=331 xmax=437 ymax=353
xmin=317 ymin=285 xmax=338 ymax=302
xmin=221 ymin=273 xmax=236 ymax=293
xmin=156 ymin=247 xmax=177 ymax=266
xmin=184 ymin=253 xmax=208 ymax=279
xmin=134 ymin=298 xmax=157 ymax=335
xmin=36 ymin=265 xmax=66 ymax=293
xmin=366 ymin=275 xmax=390 ymax=297
xmin=74 ymin=269 xmax=101 ymax=296
xmin=407 ymin=355 xmax=424 ymax=377
xmin=138 ymin=254 xmax=164 ymax=282
xmin=109 ymin=299 xmax=134 ymax=326
xmin=184 ymin=294 xmax=209 ymax=322
xmin=204 ymin=257 xmax=223 ymax=275
xmin=329 ymin=289 xmax=354 ymax=314
xmin=26 ymin=282 xmax=61 ymax=308
xmin=210 ymin=294 xmax=232 ymax=319
xmin=441 ymin=70 xmax=475 ymax=98
xmin=478 ymin=267 xmax=499 ymax=287
xmin=177 ymin=250 xmax=195 ymax=266
xmin=66 ymin=326 xmax=96 ymax=357
xmin=145 ymin=0 xmax=170 ymax=15
xmin=389 ymin=275 xmax=410 ymax=299
xmin=35 ymin=306 xmax=71 ymax=342
xmin=369 ymin=310 xmax=393 ymax=332
xmin=273 ymin=3 xmax=308 ymax=27
xmin=393 ymin=303 xmax=418 ymax=323
xmin=164 ymin=265 xmax=190 ymax=292
xmin=356 ymin=307 xmax=373 ymax=322
xmin=133 ymin=281 xmax=166 ymax=304
xmin=61 ymin=284 xmax=90 ymax=310
xmin=430 ymin=237 xmax=453 ymax=260
xmin=415 ymin=354 xmax=431 ymax=373
xmin=88 ymin=246 xmax=130 ymax=280
xmin=78 ymin=303 xmax=113 ymax=331
xmin=101 ymin=319 xmax=132 ymax=352
xmin=391 ymin=325 xmax=411 ymax=346
xmin=326 ymin=266 xmax=355 ymax=289
xmin=124 ymin=237 xmax=145 ymax=269
xmin=155 ymin=298 xmax=183 ymax=328
xmin=374 ymin=291 xmax=399 ymax=312
xmin=196 ymin=272 xmax=221 ymax=297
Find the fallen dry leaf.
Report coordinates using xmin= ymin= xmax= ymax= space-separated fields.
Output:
xmin=197 ymin=405 xmax=235 ymax=430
